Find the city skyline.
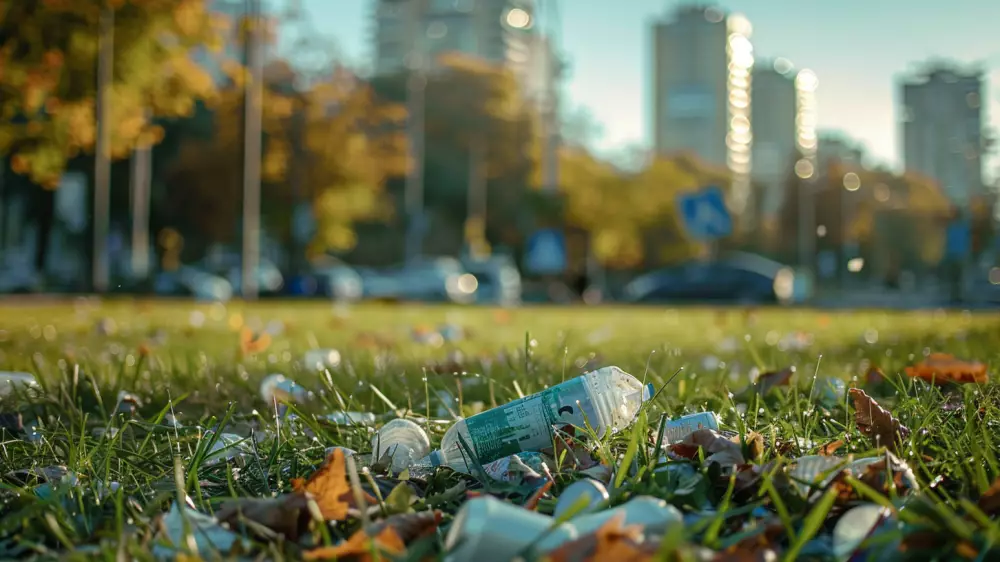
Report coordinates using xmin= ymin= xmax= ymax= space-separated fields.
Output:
xmin=311 ymin=0 xmax=999 ymax=180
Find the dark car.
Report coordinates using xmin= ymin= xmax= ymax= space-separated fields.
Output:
xmin=624 ymin=253 xmax=805 ymax=305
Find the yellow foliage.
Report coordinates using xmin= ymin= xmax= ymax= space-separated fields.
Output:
xmin=0 ymin=0 xmax=222 ymax=185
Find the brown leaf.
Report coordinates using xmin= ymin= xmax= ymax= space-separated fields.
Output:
xmin=215 ymin=492 xmax=312 ymax=541
xmin=668 ymin=429 xmax=745 ymax=468
xmin=757 ymin=367 xmax=795 ymax=395
xmin=368 ymin=510 xmax=442 ymax=545
xmin=818 ymin=439 xmax=844 ymax=456
xmin=848 ymin=388 xmax=910 ymax=452
xmin=524 ymin=479 xmax=553 ymax=511
xmin=977 ymin=478 xmax=1000 ymax=516
xmin=904 ymin=353 xmax=988 ymax=385
xmin=304 ymin=526 xmax=406 ymax=561
xmin=546 ymin=512 xmax=655 ymax=562
xmin=291 ymin=448 xmax=376 ymax=521
xmin=239 ymin=326 xmax=271 ymax=355
xmin=541 ymin=426 xmax=600 ymax=472
xmin=716 ymin=522 xmax=784 ymax=561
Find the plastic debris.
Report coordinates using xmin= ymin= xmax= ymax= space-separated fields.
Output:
xmin=833 ymin=504 xmax=893 ymax=561
xmin=321 ymin=411 xmax=376 ymax=426
xmin=481 ymin=452 xmax=551 ymax=483
xmin=659 ymin=412 xmax=721 ymax=445
xmin=789 ymin=455 xmax=847 ymax=497
xmin=0 ymin=372 xmax=39 ymax=397
xmin=303 ymin=348 xmax=341 ymax=371
xmin=373 ymin=418 xmax=431 ymax=473
xmin=438 ymin=323 xmax=464 ymax=342
xmin=259 ymin=374 xmax=311 ymax=405
xmin=430 ymin=366 xmax=653 ymax=473
xmin=569 ymin=495 xmax=683 ymax=535
xmin=154 ymin=499 xmax=249 ymax=559
xmin=553 ymin=478 xmax=609 ymax=519
xmin=203 ymin=432 xmax=251 ymax=466
xmin=444 ymin=496 xmax=577 ymax=562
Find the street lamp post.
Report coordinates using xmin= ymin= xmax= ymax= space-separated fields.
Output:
xmin=93 ymin=6 xmax=114 ymax=293
xmin=403 ymin=0 xmax=427 ymax=265
xmin=241 ymin=0 xmax=264 ymax=300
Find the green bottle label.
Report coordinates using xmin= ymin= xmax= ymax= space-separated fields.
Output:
xmin=463 ymin=377 xmax=596 ymax=465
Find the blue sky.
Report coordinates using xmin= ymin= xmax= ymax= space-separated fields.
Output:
xmin=288 ymin=0 xmax=1000 ymax=176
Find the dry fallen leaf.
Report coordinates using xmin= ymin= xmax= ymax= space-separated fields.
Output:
xmin=756 ymin=367 xmax=795 ymax=395
xmin=818 ymin=439 xmax=844 ymax=456
xmin=977 ymin=478 xmax=1000 ymax=516
xmin=524 ymin=479 xmax=553 ymax=511
xmin=669 ymin=429 xmax=746 ymax=468
xmin=239 ymin=326 xmax=271 ymax=355
xmin=215 ymin=493 xmax=312 ymax=541
xmin=303 ymin=526 xmax=406 ymax=561
xmin=848 ymin=388 xmax=910 ymax=452
xmin=546 ymin=512 xmax=653 ymax=562
xmin=291 ymin=448 xmax=376 ymax=521
xmin=542 ymin=426 xmax=600 ymax=472
xmin=367 ymin=510 xmax=443 ymax=545
xmin=904 ymin=353 xmax=988 ymax=385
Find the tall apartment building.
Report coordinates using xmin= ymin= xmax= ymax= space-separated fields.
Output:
xmin=372 ymin=0 xmax=548 ymax=93
xmin=751 ymin=59 xmax=817 ymax=217
xmin=651 ymin=4 xmax=754 ymax=213
xmin=901 ymin=62 xmax=986 ymax=208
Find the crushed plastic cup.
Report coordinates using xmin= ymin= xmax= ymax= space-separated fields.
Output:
xmin=659 ymin=412 xmax=720 ymax=445
xmin=431 ymin=366 xmax=654 ymax=473
xmin=444 ymin=495 xmax=577 ymax=562
xmin=553 ymin=479 xmax=609 ymax=520
xmin=0 ymin=372 xmax=39 ymax=397
xmin=481 ymin=452 xmax=551 ymax=483
xmin=569 ymin=495 xmax=684 ymax=536
xmin=259 ymin=374 xmax=311 ymax=405
xmin=303 ymin=349 xmax=341 ymax=371
xmin=789 ymin=455 xmax=848 ymax=498
xmin=372 ymin=418 xmax=431 ymax=473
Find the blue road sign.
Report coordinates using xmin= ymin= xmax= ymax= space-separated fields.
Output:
xmin=945 ymin=219 xmax=970 ymax=260
xmin=677 ymin=186 xmax=733 ymax=241
xmin=525 ymin=229 xmax=567 ymax=274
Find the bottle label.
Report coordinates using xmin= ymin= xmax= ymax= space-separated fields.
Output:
xmin=660 ymin=412 xmax=720 ymax=444
xmin=464 ymin=377 xmax=596 ymax=464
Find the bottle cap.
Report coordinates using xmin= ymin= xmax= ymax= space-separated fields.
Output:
xmin=643 ymin=383 xmax=655 ymax=401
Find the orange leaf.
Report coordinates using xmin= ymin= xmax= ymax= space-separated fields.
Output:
xmin=818 ymin=439 xmax=844 ymax=456
xmin=904 ymin=353 xmax=988 ymax=385
xmin=304 ymin=526 xmax=406 ymax=561
xmin=978 ymin=478 xmax=1000 ymax=516
xmin=524 ymin=479 xmax=553 ymax=511
xmin=848 ymin=388 xmax=910 ymax=452
xmin=293 ymin=448 xmax=376 ymax=521
xmin=239 ymin=326 xmax=271 ymax=354
xmin=546 ymin=512 xmax=652 ymax=562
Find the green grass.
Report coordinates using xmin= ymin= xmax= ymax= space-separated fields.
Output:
xmin=1 ymin=300 xmax=999 ymax=560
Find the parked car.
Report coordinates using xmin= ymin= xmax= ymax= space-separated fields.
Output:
xmin=462 ymin=255 xmax=522 ymax=305
xmin=624 ymin=253 xmax=807 ymax=305
xmin=198 ymin=254 xmax=284 ymax=297
xmin=357 ymin=257 xmax=477 ymax=303
xmin=153 ymin=266 xmax=233 ymax=302
xmin=289 ymin=258 xmax=363 ymax=301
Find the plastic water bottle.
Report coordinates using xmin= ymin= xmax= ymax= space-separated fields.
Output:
xmin=659 ymin=412 xmax=720 ymax=445
xmin=372 ymin=418 xmax=431 ymax=473
xmin=259 ymin=374 xmax=310 ymax=405
xmin=429 ymin=366 xmax=653 ymax=473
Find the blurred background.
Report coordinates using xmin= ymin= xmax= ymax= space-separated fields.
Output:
xmin=1 ymin=0 xmax=998 ymax=308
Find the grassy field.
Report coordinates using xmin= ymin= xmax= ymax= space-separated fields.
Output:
xmin=0 ymin=300 xmax=999 ymax=560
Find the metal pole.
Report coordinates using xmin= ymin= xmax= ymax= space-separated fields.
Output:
xmin=130 ymin=111 xmax=152 ymax=281
xmin=541 ymin=0 xmax=560 ymax=194
xmin=466 ymin=134 xmax=488 ymax=258
xmin=93 ymin=6 xmax=113 ymax=293
xmin=404 ymin=0 xmax=427 ymax=265
xmin=241 ymin=0 xmax=263 ymax=300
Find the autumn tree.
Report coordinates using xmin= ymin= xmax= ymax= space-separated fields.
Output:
xmin=0 ymin=0 xmax=223 ymax=186
xmin=166 ymin=62 xmax=408 ymax=262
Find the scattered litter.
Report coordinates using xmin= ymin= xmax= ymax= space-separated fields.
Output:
xmin=659 ymin=412 xmax=720 ymax=445
xmin=303 ymin=349 xmax=341 ymax=371
xmin=0 ymin=372 xmax=39 ymax=397
xmin=833 ymin=504 xmax=893 ymax=560
xmin=259 ymin=374 xmax=311 ymax=405
xmin=554 ymin=479 xmax=609 ymax=519
xmin=373 ymin=419 xmax=431 ymax=474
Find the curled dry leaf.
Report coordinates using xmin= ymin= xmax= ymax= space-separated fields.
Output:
xmin=303 ymin=526 xmax=406 ymax=561
xmin=818 ymin=439 xmax=844 ymax=456
xmin=542 ymin=426 xmax=600 ymax=472
xmin=215 ymin=492 xmax=313 ymax=542
xmin=367 ymin=510 xmax=443 ymax=545
xmin=524 ymin=479 xmax=553 ymax=511
xmin=668 ymin=429 xmax=746 ymax=468
xmin=545 ymin=512 xmax=655 ymax=562
xmin=290 ymin=448 xmax=377 ymax=521
xmin=848 ymin=388 xmax=910 ymax=452
xmin=904 ymin=353 xmax=988 ymax=385
xmin=977 ymin=478 xmax=1000 ymax=516
xmin=756 ymin=367 xmax=795 ymax=395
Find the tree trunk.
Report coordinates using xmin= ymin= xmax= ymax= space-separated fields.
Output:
xmin=32 ymin=187 xmax=55 ymax=274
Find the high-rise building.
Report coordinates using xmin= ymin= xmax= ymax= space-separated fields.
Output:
xmin=372 ymin=0 xmax=541 ymax=82
xmin=751 ymin=59 xmax=817 ymax=217
xmin=900 ymin=62 xmax=986 ymax=208
xmin=817 ymin=131 xmax=866 ymax=171
xmin=651 ymin=4 xmax=754 ymax=213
